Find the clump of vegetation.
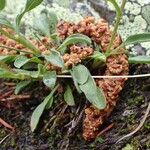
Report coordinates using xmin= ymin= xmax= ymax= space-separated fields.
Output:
xmin=0 ymin=0 xmax=150 ymax=142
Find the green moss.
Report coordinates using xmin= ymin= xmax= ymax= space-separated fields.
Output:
xmin=122 ymin=144 xmax=134 ymax=150
xmin=127 ymin=95 xmax=145 ymax=106
xmin=144 ymin=122 xmax=150 ymax=130
xmin=131 ymin=137 xmax=141 ymax=150
xmin=146 ymin=139 xmax=150 ymax=149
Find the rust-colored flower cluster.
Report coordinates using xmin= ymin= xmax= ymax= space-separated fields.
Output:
xmin=57 ymin=17 xmax=129 ymax=141
xmin=57 ymin=17 xmax=121 ymax=51
xmin=83 ymin=53 xmax=128 ymax=141
xmin=63 ymin=45 xmax=94 ymax=68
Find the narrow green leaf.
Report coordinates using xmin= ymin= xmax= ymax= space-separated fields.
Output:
xmin=30 ymin=84 xmax=59 ymax=132
xmin=107 ymin=0 xmax=122 ymax=17
xmin=15 ymin=80 xmax=31 ymax=94
xmin=14 ymin=69 xmax=38 ymax=78
xmin=57 ymin=34 xmax=92 ymax=53
xmin=25 ymin=0 xmax=43 ymax=12
xmin=0 ymin=17 xmax=14 ymax=29
xmin=0 ymin=28 xmax=40 ymax=54
xmin=43 ymin=71 xmax=57 ymax=89
xmin=14 ymin=34 xmax=40 ymax=54
xmin=14 ymin=55 xmax=30 ymax=68
xmin=16 ymin=0 xmax=44 ymax=29
xmin=0 ymin=68 xmax=24 ymax=80
xmin=43 ymin=50 xmax=64 ymax=68
xmin=72 ymin=64 xmax=89 ymax=85
xmin=0 ymin=55 xmax=16 ymax=63
xmin=129 ymin=56 xmax=150 ymax=64
xmin=45 ymin=97 xmax=53 ymax=109
xmin=0 ymin=0 xmax=6 ymax=11
xmin=90 ymin=51 xmax=106 ymax=62
xmin=124 ymin=33 xmax=150 ymax=46
xmin=64 ymin=85 xmax=75 ymax=106
xmin=30 ymin=57 xmax=43 ymax=64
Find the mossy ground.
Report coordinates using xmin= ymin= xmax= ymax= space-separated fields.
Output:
xmin=0 ymin=65 xmax=150 ymax=150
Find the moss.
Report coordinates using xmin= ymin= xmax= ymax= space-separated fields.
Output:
xmin=122 ymin=144 xmax=134 ymax=150
xmin=130 ymin=137 xmax=141 ymax=150
xmin=144 ymin=122 xmax=150 ymax=130
xmin=146 ymin=139 xmax=150 ymax=149
xmin=127 ymin=95 xmax=145 ymax=106
xmin=0 ymin=129 xmax=7 ymax=139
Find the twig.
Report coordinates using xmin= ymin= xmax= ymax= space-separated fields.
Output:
xmin=0 ymin=133 xmax=11 ymax=145
xmin=0 ymin=89 xmax=14 ymax=99
xmin=0 ymin=118 xmax=14 ymax=130
xmin=4 ymin=82 xmax=16 ymax=86
xmin=56 ymin=74 xmax=150 ymax=79
xmin=97 ymin=123 xmax=114 ymax=137
xmin=1 ymin=95 xmax=30 ymax=101
xmin=116 ymin=102 xmax=150 ymax=143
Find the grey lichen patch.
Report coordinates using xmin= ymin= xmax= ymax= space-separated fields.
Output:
xmin=107 ymin=0 xmax=150 ymax=54
xmin=125 ymin=2 xmax=141 ymax=15
xmin=1 ymin=0 xmax=150 ymax=54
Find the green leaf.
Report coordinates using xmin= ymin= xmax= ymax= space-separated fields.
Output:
xmin=64 ymin=85 xmax=75 ymax=106
xmin=25 ymin=0 xmax=43 ymax=12
xmin=15 ymin=80 xmax=32 ymax=94
xmin=0 ymin=62 xmax=24 ymax=80
xmin=0 ymin=0 xmax=6 ymax=11
xmin=72 ymin=64 xmax=89 ymax=85
xmin=70 ymin=70 xmax=82 ymax=94
xmin=0 ymin=55 xmax=16 ymax=63
xmin=48 ymin=11 xmax=58 ymax=34
xmin=107 ymin=0 xmax=122 ymax=17
xmin=14 ymin=55 xmax=30 ymax=68
xmin=124 ymin=33 xmax=150 ymax=46
xmin=0 ymin=17 xmax=14 ymax=29
xmin=45 ymin=97 xmax=53 ymax=109
xmin=16 ymin=0 xmax=44 ymax=29
xmin=30 ymin=84 xmax=59 ymax=132
xmin=43 ymin=71 xmax=57 ymax=89
xmin=14 ymin=55 xmax=42 ymax=68
xmin=57 ymin=34 xmax=92 ymax=53
xmin=79 ymin=74 xmax=106 ymax=109
xmin=90 ymin=51 xmax=106 ymax=62
xmin=36 ymin=64 xmax=45 ymax=78
xmin=14 ymin=69 xmax=38 ymax=78
xmin=79 ymin=69 xmax=106 ymax=109
xmin=14 ymin=34 xmax=40 ymax=54
xmin=43 ymin=50 xmax=64 ymax=68
xmin=129 ymin=56 xmax=150 ymax=64
xmin=0 ymin=29 xmax=40 ymax=54
xmin=34 ymin=12 xmax=50 ymax=36
xmin=30 ymin=57 xmax=43 ymax=64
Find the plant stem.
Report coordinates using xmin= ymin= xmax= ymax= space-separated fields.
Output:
xmin=0 ymin=28 xmax=41 ymax=55
xmin=0 ymin=45 xmax=35 ymax=55
xmin=106 ymin=0 xmax=127 ymax=53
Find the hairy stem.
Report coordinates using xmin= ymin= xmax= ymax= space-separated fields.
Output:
xmin=106 ymin=0 xmax=127 ymax=53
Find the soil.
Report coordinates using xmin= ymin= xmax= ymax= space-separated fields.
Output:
xmin=0 ymin=65 xmax=150 ymax=150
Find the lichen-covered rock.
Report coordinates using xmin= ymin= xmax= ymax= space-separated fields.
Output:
xmin=2 ymin=0 xmax=150 ymax=54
